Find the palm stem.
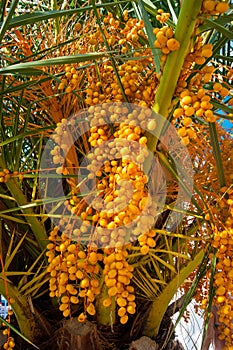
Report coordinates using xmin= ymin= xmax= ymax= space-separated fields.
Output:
xmin=143 ymin=249 xmax=204 ymax=337
xmin=0 ymin=279 xmax=39 ymax=341
xmin=146 ymin=0 xmax=203 ymax=158
xmin=96 ymin=280 xmax=116 ymax=326
xmin=1 ymin=174 xmax=48 ymax=252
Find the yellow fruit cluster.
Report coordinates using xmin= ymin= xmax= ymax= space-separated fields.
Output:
xmin=50 ymin=117 xmax=70 ymax=173
xmin=173 ymin=51 xmax=231 ymax=145
xmin=47 ymin=228 xmax=102 ymax=318
xmin=55 ymin=13 xmax=157 ymax=108
xmin=138 ymin=229 xmax=157 ymax=255
xmin=48 ymin=98 xmax=159 ymax=322
xmin=84 ymin=81 xmax=106 ymax=106
xmin=195 ymin=43 xmax=213 ymax=65
xmin=83 ymin=104 xmax=158 ymax=248
xmin=202 ymin=0 xmax=229 ymax=15
xmin=156 ymin=9 xmax=170 ymax=24
xmin=2 ymin=337 xmax=15 ymax=350
xmin=120 ymin=16 xmax=145 ymax=43
xmin=190 ymin=64 xmax=215 ymax=88
xmin=211 ymin=187 xmax=233 ymax=348
xmin=174 ymin=86 xmax=215 ymax=144
xmin=185 ymin=88 xmax=213 ymax=118
xmin=0 ymin=169 xmax=10 ymax=183
xmin=103 ymin=249 xmax=136 ymax=324
xmin=182 ymin=36 xmax=213 ymax=69
xmin=58 ymin=65 xmax=81 ymax=94
xmin=0 ymin=169 xmax=24 ymax=183
xmin=118 ymin=60 xmax=155 ymax=105
xmin=153 ymin=26 xmax=180 ymax=56
xmin=84 ymin=58 xmax=156 ymax=107
xmin=1 ymin=310 xmax=15 ymax=350
xmin=212 ymin=82 xmax=229 ymax=98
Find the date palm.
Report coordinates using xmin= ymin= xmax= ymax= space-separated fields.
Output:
xmin=0 ymin=0 xmax=232 ymax=349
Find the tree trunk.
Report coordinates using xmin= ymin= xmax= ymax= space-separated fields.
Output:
xmin=36 ymin=305 xmax=186 ymax=350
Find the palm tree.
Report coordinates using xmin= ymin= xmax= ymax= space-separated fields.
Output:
xmin=0 ymin=0 xmax=232 ymax=349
